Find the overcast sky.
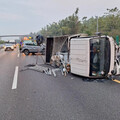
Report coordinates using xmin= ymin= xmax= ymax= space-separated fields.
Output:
xmin=0 ymin=0 xmax=120 ymax=39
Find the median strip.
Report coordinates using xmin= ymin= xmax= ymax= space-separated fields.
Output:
xmin=12 ymin=66 xmax=19 ymax=89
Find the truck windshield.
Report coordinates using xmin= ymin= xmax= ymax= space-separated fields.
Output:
xmin=90 ymin=37 xmax=110 ymax=77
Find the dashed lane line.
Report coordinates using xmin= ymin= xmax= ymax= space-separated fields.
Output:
xmin=18 ymin=53 xmax=19 ymax=57
xmin=12 ymin=66 xmax=19 ymax=89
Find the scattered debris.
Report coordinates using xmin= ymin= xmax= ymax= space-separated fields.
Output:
xmin=50 ymin=52 xmax=70 ymax=77
xmin=82 ymin=78 xmax=94 ymax=82
xmin=24 ymin=64 xmax=36 ymax=67
xmin=50 ymin=54 xmax=63 ymax=67
xmin=27 ymin=65 xmax=51 ymax=74
xmin=52 ymin=68 xmax=61 ymax=77
xmin=82 ymin=78 xmax=108 ymax=83
xmin=20 ymin=64 xmax=68 ymax=77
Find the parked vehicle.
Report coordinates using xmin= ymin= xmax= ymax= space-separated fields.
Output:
xmin=0 ymin=44 xmax=4 ymax=49
xmin=19 ymin=40 xmax=33 ymax=50
xmin=21 ymin=42 xmax=45 ymax=55
xmin=4 ymin=44 xmax=14 ymax=51
xmin=8 ymin=40 xmax=17 ymax=48
xmin=70 ymin=35 xmax=116 ymax=78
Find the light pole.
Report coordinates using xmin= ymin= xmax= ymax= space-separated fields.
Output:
xmin=96 ymin=16 xmax=99 ymax=32
xmin=60 ymin=28 xmax=62 ymax=36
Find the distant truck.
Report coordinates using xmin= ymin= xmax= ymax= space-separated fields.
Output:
xmin=70 ymin=35 xmax=118 ymax=78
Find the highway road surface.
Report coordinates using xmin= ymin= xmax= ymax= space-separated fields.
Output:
xmin=0 ymin=47 xmax=120 ymax=120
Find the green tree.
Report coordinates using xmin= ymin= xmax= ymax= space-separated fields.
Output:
xmin=0 ymin=40 xmax=5 ymax=44
xmin=39 ymin=7 xmax=120 ymax=39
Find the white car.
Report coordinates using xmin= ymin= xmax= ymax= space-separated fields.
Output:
xmin=4 ymin=44 xmax=14 ymax=51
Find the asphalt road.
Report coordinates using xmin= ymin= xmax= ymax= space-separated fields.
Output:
xmin=0 ymin=47 xmax=120 ymax=120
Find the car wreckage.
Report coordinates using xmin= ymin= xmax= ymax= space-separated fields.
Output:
xmin=45 ymin=34 xmax=120 ymax=78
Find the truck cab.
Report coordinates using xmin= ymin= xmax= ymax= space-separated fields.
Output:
xmin=70 ymin=36 xmax=115 ymax=78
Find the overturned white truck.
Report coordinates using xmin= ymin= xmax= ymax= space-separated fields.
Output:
xmin=45 ymin=34 xmax=120 ymax=78
xmin=70 ymin=35 xmax=119 ymax=78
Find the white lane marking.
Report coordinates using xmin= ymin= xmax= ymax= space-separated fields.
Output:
xmin=18 ymin=53 xmax=19 ymax=57
xmin=18 ymin=47 xmax=19 ymax=52
xmin=12 ymin=66 xmax=19 ymax=89
xmin=0 ymin=49 xmax=4 ymax=52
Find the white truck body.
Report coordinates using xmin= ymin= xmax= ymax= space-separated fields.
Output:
xmin=70 ymin=36 xmax=115 ymax=78
xmin=70 ymin=38 xmax=90 ymax=77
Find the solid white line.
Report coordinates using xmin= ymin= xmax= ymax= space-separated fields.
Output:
xmin=18 ymin=54 xmax=19 ymax=57
xmin=18 ymin=50 xmax=19 ymax=53
xmin=12 ymin=66 xmax=19 ymax=89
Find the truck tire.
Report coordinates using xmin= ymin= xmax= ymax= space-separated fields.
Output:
xmin=24 ymin=49 xmax=29 ymax=56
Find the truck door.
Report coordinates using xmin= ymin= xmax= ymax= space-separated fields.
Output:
xmin=90 ymin=37 xmax=110 ymax=77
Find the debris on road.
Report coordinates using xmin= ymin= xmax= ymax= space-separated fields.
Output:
xmin=52 ymin=68 xmax=61 ymax=77
xmin=20 ymin=64 xmax=68 ymax=77
xmin=20 ymin=34 xmax=120 ymax=82
xmin=82 ymin=78 xmax=108 ymax=83
xmin=24 ymin=64 xmax=36 ymax=67
xmin=45 ymin=35 xmax=73 ymax=77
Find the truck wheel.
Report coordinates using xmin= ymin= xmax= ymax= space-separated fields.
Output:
xmin=24 ymin=50 xmax=29 ymax=56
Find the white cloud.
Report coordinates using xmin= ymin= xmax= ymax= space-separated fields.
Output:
xmin=0 ymin=11 xmax=25 ymax=21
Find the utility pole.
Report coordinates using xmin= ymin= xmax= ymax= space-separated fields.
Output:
xmin=96 ymin=16 xmax=99 ymax=32
xmin=60 ymin=28 xmax=62 ymax=36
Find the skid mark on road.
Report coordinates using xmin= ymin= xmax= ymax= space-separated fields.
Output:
xmin=12 ymin=66 xmax=19 ymax=89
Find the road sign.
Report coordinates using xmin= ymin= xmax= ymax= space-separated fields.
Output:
xmin=116 ymin=35 xmax=119 ymax=45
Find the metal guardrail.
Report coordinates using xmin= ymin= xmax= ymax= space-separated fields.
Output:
xmin=0 ymin=35 xmax=29 ymax=37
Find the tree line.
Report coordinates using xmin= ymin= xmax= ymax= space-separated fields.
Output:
xmin=38 ymin=7 xmax=120 ymax=39
xmin=0 ymin=40 xmax=5 ymax=44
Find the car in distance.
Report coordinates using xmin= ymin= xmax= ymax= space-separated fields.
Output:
xmin=4 ymin=44 xmax=14 ymax=51
xmin=0 ymin=44 xmax=4 ymax=49
xmin=21 ymin=42 xmax=45 ymax=55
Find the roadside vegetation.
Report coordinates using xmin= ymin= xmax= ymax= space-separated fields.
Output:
xmin=0 ymin=40 xmax=5 ymax=44
xmin=39 ymin=7 xmax=120 ymax=39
